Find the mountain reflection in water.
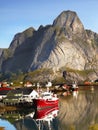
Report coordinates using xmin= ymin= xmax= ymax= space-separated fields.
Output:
xmin=0 ymin=86 xmax=98 ymax=130
xmin=58 ymin=86 xmax=98 ymax=130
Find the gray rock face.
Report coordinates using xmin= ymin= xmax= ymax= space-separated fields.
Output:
xmin=0 ymin=49 xmax=3 ymax=56
xmin=0 ymin=10 xmax=98 ymax=81
xmin=0 ymin=48 xmax=4 ymax=71
xmin=53 ymin=10 xmax=85 ymax=36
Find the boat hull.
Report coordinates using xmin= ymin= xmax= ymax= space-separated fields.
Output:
xmin=33 ymin=98 xmax=59 ymax=110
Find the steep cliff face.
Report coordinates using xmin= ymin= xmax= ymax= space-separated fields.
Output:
xmin=0 ymin=48 xmax=5 ymax=71
xmin=0 ymin=10 xmax=98 ymax=81
xmin=0 ymin=27 xmax=36 ymax=72
xmin=0 ymin=49 xmax=3 ymax=57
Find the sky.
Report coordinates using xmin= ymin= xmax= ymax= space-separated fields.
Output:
xmin=0 ymin=0 xmax=98 ymax=48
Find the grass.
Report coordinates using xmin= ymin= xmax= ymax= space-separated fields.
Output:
xmin=60 ymin=66 xmax=94 ymax=77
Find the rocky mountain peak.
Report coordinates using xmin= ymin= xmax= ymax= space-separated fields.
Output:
xmin=8 ymin=27 xmax=35 ymax=55
xmin=0 ymin=10 xmax=98 ymax=82
xmin=9 ymin=27 xmax=35 ymax=48
xmin=53 ymin=10 xmax=85 ymax=35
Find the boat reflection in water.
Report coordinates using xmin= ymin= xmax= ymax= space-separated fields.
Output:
xmin=13 ymin=106 xmax=59 ymax=130
xmin=34 ymin=106 xmax=59 ymax=130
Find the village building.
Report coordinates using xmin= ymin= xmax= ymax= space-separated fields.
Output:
xmin=0 ymin=85 xmax=12 ymax=100
xmin=24 ymin=81 xmax=33 ymax=87
xmin=2 ymin=87 xmax=38 ymax=105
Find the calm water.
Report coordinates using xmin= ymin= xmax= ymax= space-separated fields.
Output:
xmin=0 ymin=85 xmax=98 ymax=130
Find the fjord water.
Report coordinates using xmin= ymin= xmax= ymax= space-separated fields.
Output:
xmin=58 ymin=86 xmax=98 ymax=130
xmin=0 ymin=86 xmax=98 ymax=130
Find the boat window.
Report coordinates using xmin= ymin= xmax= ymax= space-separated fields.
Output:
xmin=42 ymin=94 xmax=50 ymax=96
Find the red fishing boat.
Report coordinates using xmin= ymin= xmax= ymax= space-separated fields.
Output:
xmin=33 ymin=91 xmax=59 ymax=110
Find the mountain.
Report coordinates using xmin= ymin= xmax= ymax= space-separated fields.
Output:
xmin=0 ymin=10 xmax=98 ymax=82
xmin=0 ymin=49 xmax=3 ymax=57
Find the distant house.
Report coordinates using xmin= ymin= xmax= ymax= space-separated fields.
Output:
xmin=1 ymin=82 xmax=10 ymax=88
xmin=0 ymin=90 xmax=11 ymax=100
xmin=3 ymin=87 xmax=38 ymax=105
xmin=24 ymin=81 xmax=33 ymax=87
xmin=46 ymin=81 xmax=52 ymax=87
xmin=0 ymin=87 xmax=12 ymax=100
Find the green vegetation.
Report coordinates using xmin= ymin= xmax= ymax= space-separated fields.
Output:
xmin=52 ymin=77 xmax=65 ymax=84
xmin=23 ymin=27 xmax=34 ymax=38
xmin=54 ymin=26 xmax=61 ymax=34
xmin=0 ymin=66 xmax=97 ymax=87
xmin=3 ymin=49 xmax=13 ymax=59
xmin=89 ymin=124 xmax=98 ymax=130
xmin=60 ymin=66 xmax=94 ymax=77
xmin=69 ymin=125 xmax=76 ymax=130
xmin=0 ymin=68 xmax=54 ymax=86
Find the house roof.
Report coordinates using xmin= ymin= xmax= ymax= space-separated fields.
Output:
xmin=9 ymin=87 xmax=33 ymax=95
xmin=0 ymin=87 xmax=11 ymax=91
xmin=0 ymin=90 xmax=11 ymax=95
